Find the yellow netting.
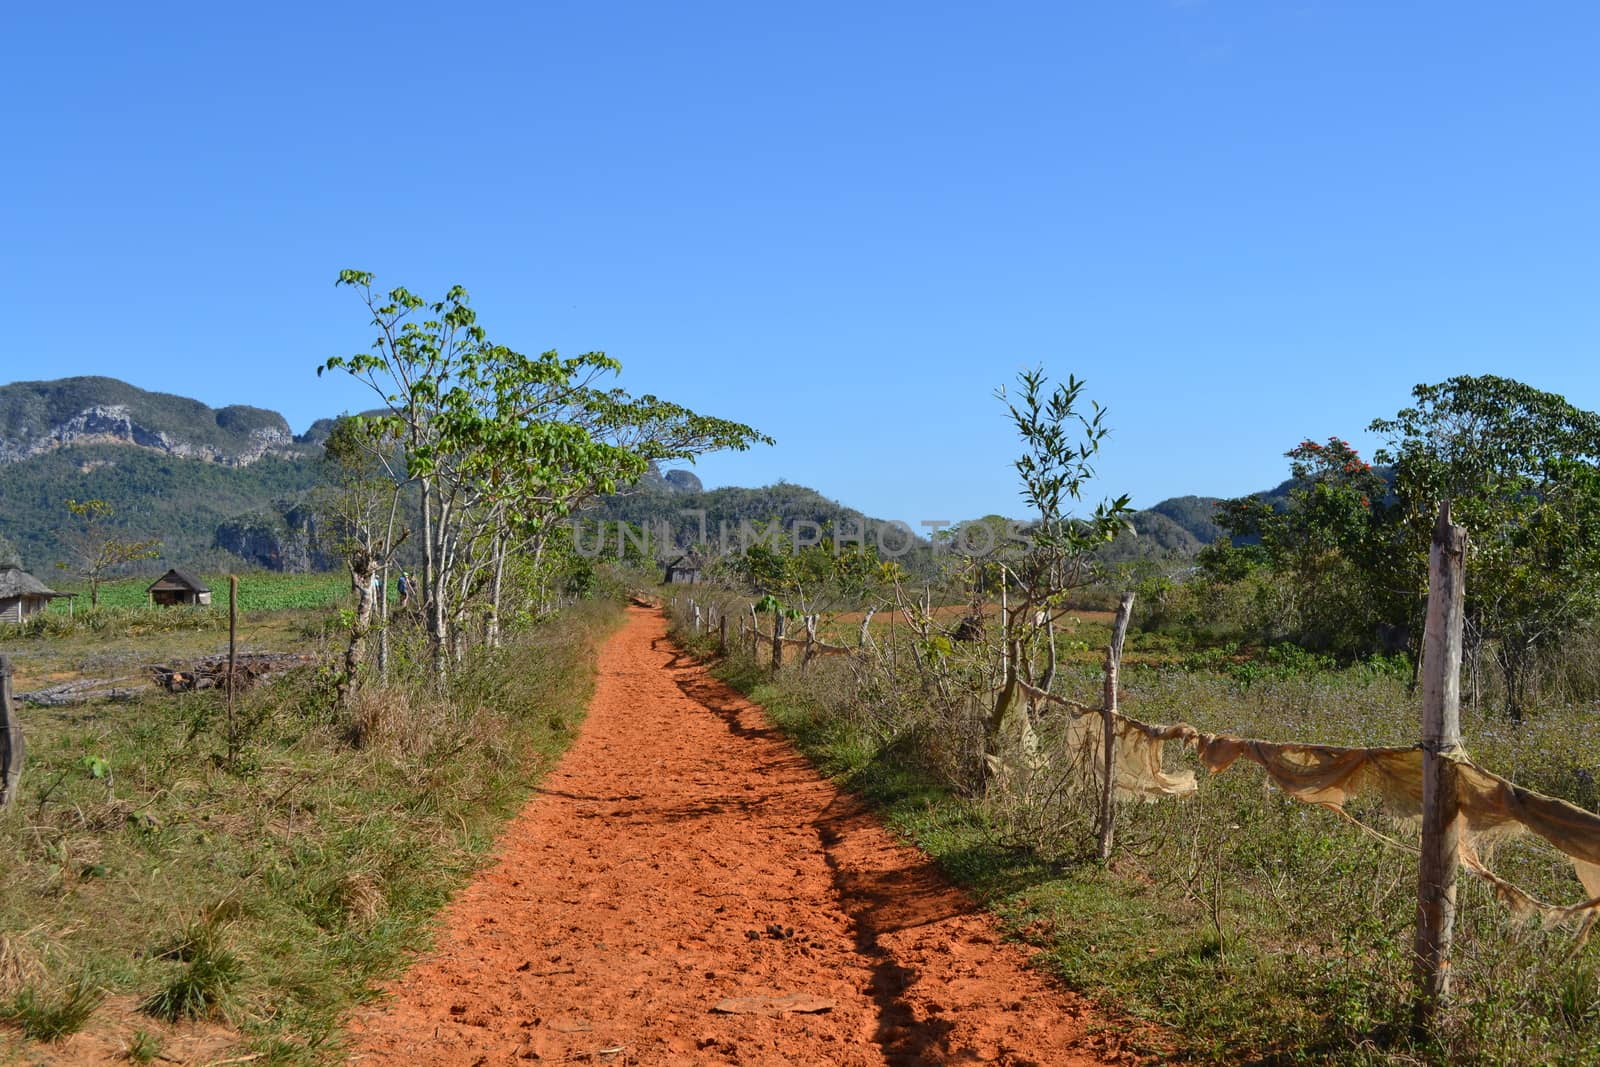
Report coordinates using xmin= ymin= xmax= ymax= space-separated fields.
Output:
xmin=1018 ymin=679 xmax=1600 ymax=929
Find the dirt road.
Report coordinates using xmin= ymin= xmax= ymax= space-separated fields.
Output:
xmin=348 ymin=607 xmax=1129 ymax=1066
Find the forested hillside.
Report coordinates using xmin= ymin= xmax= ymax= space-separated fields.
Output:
xmin=0 ymin=445 xmax=322 ymax=571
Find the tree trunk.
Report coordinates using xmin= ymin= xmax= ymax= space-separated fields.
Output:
xmin=486 ymin=531 xmax=506 ymax=650
xmin=1097 ymin=592 xmax=1136 ymax=860
xmin=338 ymin=551 xmax=378 ymax=712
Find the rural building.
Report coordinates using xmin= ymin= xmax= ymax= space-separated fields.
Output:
xmin=663 ymin=554 xmax=702 ymax=585
xmin=147 ymin=569 xmax=212 ymax=607
xmin=0 ymin=568 xmax=70 ymax=624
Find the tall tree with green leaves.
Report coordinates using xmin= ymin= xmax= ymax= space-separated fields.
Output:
xmin=322 ymin=270 xmax=770 ymax=677
xmin=1372 ymin=374 xmax=1600 ymax=719
xmin=55 ymin=499 xmax=161 ymax=607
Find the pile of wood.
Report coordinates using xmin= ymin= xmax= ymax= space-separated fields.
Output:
xmin=150 ymin=652 xmax=316 ymax=693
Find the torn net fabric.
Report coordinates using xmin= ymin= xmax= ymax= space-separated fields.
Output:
xmin=1012 ymin=676 xmax=1600 ymax=927
xmin=1019 ymin=687 xmax=1600 ymax=929
xmin=1183 ymin=732 xmax=1600 ymax=928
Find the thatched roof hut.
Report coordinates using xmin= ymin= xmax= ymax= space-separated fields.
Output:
xmin=0 ymin=568 xmax=69 ymax=624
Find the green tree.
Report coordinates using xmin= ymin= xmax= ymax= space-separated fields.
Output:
xmin=55 ymin=499 xmax=161 ymax=608
xmin=1371 ymin=375 xmax=1600 ymax=719
xmin=987 ymin=369 xmax=1131 ymax=776
xmin=1201 ymin=437 xmax=1405 ymax=656
xmin=322 ymin=270 xmax=769 ymax=677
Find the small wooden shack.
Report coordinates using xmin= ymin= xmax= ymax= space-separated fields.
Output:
xmin=663 ymin=554 xmax=702 ymax=585
xmin=147 ymin=569 xmax=212 ymax=607
xmin=0 ymin=568 xmax=70 ymax=624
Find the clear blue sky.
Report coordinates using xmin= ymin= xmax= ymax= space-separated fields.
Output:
xmin=5 ymin=2 xmax=1598 ymax=524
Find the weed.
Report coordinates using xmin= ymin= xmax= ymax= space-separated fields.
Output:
xmin=141 ymin=934 xmax=241 ymax=1021
xmin=0 ymin=979 xmax=104 ymax=1041
xmin=125 ymin=1028 xmax=162 ymax=1063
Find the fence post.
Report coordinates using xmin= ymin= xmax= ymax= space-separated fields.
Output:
xmin=1414 ymin=504 xmax=1468 ymax=1031
xmin=719 ymin=613 xmax=728 ymax=655
xmin=0 ymin=655 xmax=21 ymax=807
xmin=802 ymin=614 xmax=818 ymax=669
xmin=1097 ymin=592 xmax=1136 ymax=860
xmin=772 ymin=613 xmax=785 ymax=672
xmin=227 ymin=575 xmax=239 ymax=767
xmin=692 ymin=600 xmax=702 ymax=634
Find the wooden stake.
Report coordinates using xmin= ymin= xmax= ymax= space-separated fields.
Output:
xmin=0 ymin=655 xmax=21 ymax=807
xmin=1097 ymin=592 xmax=1136 ymax=860
xmin=719 ymin=613 xmax=728 ymax=654
xmin=772 ymin=613 xmax=785 ymax=672
xmin=1414 ymin=503 xmax=1467 ymax=1031
xmin=227 ymin=575 xmax=239 ymax=767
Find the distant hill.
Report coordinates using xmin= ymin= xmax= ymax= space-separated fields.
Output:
xmin=0 ymin=375 xmax=1276 ymax=577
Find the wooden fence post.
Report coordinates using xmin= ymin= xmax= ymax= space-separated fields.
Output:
xmin=772 ymin=613 xmax=785 ymax=672
xmin=692 ymin=600 xmax=702 ymax=634
xmin=802 ymin=614 xmax=817 ymax=669
xmin=0 ymin=655 xmax=21 ymax=807
xmin=1414 ymin=504 xmax=1468 ymax=1031
xmin=227 ymin=575 xmax=239 ymax=767
xmin=1097 ymin=592 xmax=1136 ymax=860
xmin=719 ymin=613 xmax=728 ymax=655
xmin=748 ymin=603 xmax=758 ymax=653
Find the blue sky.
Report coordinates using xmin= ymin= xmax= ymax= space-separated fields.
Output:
xmin=4 ymin=2 xmax=1598 ymax=524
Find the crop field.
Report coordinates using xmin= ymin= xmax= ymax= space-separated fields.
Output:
xmin=44 ymin=572 xmax=352 ymax=615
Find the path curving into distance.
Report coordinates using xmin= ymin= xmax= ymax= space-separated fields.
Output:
xmin=347 ymin=606 xmax=1133 ymax=1066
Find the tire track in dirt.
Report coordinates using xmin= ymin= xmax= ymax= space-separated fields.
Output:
xmin=347 ymin=606 xmax=1134 ymax=1065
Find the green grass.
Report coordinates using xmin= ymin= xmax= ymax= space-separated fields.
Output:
xmin=681 ymin=605 xmax=1600 ymax=1065
xmin=0 ymin=596 xmax=623 ymax=1063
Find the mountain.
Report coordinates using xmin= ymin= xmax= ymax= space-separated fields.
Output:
xmin=0 ymin=375 xmax=1253 ymax=577
xmin=0 ymin=376 xmax=322 ymax=467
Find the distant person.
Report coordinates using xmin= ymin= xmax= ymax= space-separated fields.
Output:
xmin=398 ymin=571 xmax=413 ymax=609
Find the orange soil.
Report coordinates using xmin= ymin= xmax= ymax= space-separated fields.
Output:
xmin=347 ymin=607 xmax=1135 ymax=1066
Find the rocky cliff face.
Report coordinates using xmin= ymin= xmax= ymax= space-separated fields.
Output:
xmin=214 ymin=504 xmax=334 ymax=572
xmin=0 ymin=403 xmax=298 ymax=467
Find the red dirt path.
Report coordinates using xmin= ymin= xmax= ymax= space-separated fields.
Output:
xmin=347 ymin=607 xmax=1132 ymax=1066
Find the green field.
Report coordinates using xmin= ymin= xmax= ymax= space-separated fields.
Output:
xmin=45 ymin=572 xmax=353 ymax=615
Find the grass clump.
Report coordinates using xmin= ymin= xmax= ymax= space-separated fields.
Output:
xmin=1 ymin=979 xmax=104 ymax=1041
xmin=141 ymin=924 xmax=241 ymax=1022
